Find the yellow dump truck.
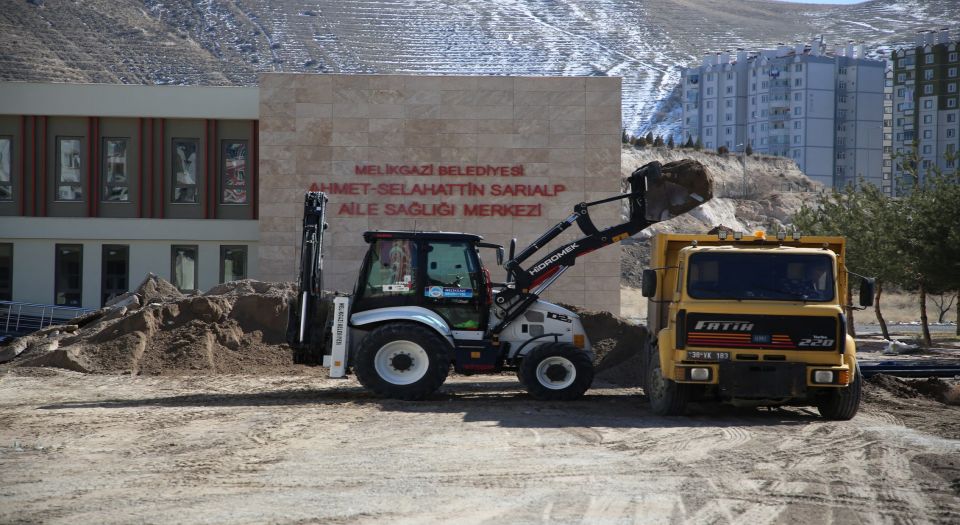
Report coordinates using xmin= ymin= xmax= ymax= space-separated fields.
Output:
xmin=641 ymin=231 xmax=874 ymax=419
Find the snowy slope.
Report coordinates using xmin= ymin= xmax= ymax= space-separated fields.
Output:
xmin=3 ymin=0 xmax=958 ymax=136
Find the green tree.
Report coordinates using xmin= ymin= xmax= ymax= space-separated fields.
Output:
xmin=694 ymin=137 xmax=702 ymax=151
xmin=667 ymin=136 xmax=675 ymax=149
xmin=684 ymin=135 xmax=694 ymax=149
xmin=745 ymin=142 xmax=753 ymax=156
xmin=653 ymin=135 xmax=664 ymax=147
xmin=645 ymin=132 xmax=654 ymax=145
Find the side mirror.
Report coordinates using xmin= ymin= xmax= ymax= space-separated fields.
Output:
xmin=641 ymin=269 xmax=658 ymax=298
xmin=509 ymin=238 xmax=516 ymax=260
xmin=859 ymin=277 xmax=875 ymax=307
xmin=496 ymin=246 xmax=504 ymax=266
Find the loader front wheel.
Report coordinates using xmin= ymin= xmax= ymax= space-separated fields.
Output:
xmin=520 ymin=343 xmax=593 ymax=401
xmin=354 ymin=323 xmax=450 ymax=400
xmin=646 ymin=348 xmax=689 ymax=416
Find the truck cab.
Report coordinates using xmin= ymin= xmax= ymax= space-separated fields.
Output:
xmin=643 ymin=232 xmax=873 ymax=419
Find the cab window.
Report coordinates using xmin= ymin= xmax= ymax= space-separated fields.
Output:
xmin=425 ymin=241 xmax=484 ymax=330
xmin=359 ymin=239 xmax=418 ymax=298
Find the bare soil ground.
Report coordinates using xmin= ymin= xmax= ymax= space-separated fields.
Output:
xmin=2 ymin=370 xmax=958 ymax=524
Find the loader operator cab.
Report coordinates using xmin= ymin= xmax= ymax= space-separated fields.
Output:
xmin=352 ymin=231 xmax=495 ymax=331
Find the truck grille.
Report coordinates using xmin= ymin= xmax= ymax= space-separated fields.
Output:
xmin=685 ymin=313 xmax=838 ymax=351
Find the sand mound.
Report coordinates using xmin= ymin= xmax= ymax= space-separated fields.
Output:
xmin=867 ymin=374 xmax=960 ymax=406
xmin=3 ymin=274 xmax=298 ymax=375
xmin=567 ymin=306 xmax=648 ymax=387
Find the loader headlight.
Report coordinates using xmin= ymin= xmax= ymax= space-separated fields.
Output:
xmin=813 ymin=370 xmax=834 ymax=384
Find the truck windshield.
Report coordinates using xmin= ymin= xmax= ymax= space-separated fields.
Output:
xmin=687 ymin=252 xmax=835 ymax=302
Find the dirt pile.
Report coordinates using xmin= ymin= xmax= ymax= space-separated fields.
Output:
xmin=867 ymin=374 xmax=960 ymax=406
xmin=3 ymin=275 xmax=299 ymax=375
xmin=569 ymin=307 xmax=648 ymax=387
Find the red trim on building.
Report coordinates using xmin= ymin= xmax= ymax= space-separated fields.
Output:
xmin=92 ymin=117 xmax=99 ymax=216
xmin=251 ymin=120 xmax=258 ymax=220
xmin=28 ymin=117 xmax=35 ymax=216
xmin=212 ymin=119 xmax=218 ymax=218
xmin=39 ymin=116 xmax=47 ymax=217
xmin=138 ymin=118 xmax=144 ymax=217
xmin=19 ymin=116 xmax=26 ymax=216
xmin=158 ymin=119 xmax=165 ymax=219
xmin=86 ymin=117 xmax=93 ymax=217
xmin=203 ymin=119 xmax=210 ymax=219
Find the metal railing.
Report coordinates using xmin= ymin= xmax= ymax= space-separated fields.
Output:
xmin=0 ymin=300 xmax=95 ymax=337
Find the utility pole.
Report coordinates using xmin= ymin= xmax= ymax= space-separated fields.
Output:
xmin=737 ymin=143 xmax=747 ymax=197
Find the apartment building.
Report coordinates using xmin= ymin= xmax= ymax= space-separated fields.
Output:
xmin=890 ymin=29 xmax=960 ymax=194
xmin=681 ymin=42 xmax=884 ymax=188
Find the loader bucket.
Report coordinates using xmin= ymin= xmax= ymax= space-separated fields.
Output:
xmin=643 ymin=159 xmax=714 ymax=222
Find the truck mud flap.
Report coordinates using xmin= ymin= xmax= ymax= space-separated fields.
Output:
xmin=719 ymin=362 xmax=806 ymax=399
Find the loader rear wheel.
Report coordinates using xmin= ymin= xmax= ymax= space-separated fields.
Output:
xmin=816 ymin=363 xmax=862 ymax=420
xmin=520 ymin=343 xmax=593 ymax=401
xmin=646 ymin=347 xmax=689 ymax=416
xmin=354 ymin=323 xmax=450 ymax=400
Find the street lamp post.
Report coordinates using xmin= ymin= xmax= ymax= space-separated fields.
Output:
xmin=736 ymin=143 xmax=747 ymax=197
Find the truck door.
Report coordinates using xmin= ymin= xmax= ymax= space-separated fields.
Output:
xmin=423 ymin=241 xmax=486 ymax=331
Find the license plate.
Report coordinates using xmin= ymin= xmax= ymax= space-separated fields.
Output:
xmin=686 ymin=351 xmax=730 ymax=361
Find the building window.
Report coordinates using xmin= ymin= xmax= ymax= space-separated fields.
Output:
xmin=101 ymin=245 xmax=129 ymax=306
xmin=794 ymin=78 xmax=802 ymax=87
xmin=706 ymin=100 xmax=713 ymax=109
xmin=220 ymin=245 xmax=247 ymax=282
xmin=725 ymin=127 xmax=731 ymax=136
xmin=725 ymin=100 xmax=732 ymax=108
xmin=923 ymin=85 xmax=933 ymax=95
xmin=794 ymin=93 xmax=802 ymax=101
xmin=839 ymin=110 xmax=847 ymax=119
xmin=925 ymin=54 xmax=935 ymax=65
xmin=0 ymin=243 xmax=11 ymax=301
xmin=761 ymin=81 xmax=769 ymax=89
xmin=706 ymin=128 xmax=713 ymax=136
xmin=706 ymin=87 xmax=713 ymax=95
xmin=896 ymin=87 xmax=905 ymax=97
xmin=924 ymin=100 xmax=934 ymax=109
xmin=56 ymin=138 xmax=83 ymax=201
xmin=950 ymin=52 xmax=958 ymax=62
xmin=727 ymin=73 xmax=733 ymax=80
xmin=897 ymin=73 xmax=906 ymax=82
xmin=923 ymin=145 xmax=932 ymax=154
xmin=725 ymin=113 xmax=732 ymax=122
xmin=796 ymin=64 xmax=803 ymax=72
xmin=950 ymin=67 xmax=958 ymax=78
xmin=924 ymin=69 xmax=934 ymax=80
xmin=706 ymin=115 xmax=713 ymax=123
xmin=793 ymin=135 xmax=800 ymax=144
xmin=839 ymin=81 xmax=846 ymax=90
xmin=221 ymin=141 xmax=248 ymax=204
xmin=171 ymin=245 xmax=199 ymax=292
xmin=794 ymin=107 xmax=802 ymax=116
xmin=949 ymin=98 xmax=958 ymax=108
xmin=923 ymin=115 xmax=933 ymax=124
xmin=794 ymin=121 xmax=802 ymax=129
xmin=948 ymin=129 xmax=956 ymax=138
xmin=839 ymin=96 xmax=847 ymax=103
xmin=55 ymin=244 xmax=82 ymax=306
xmin=102 ymin=138 xmax=129 ymax=202
xmin=949 ymin=114 xmax=957 ymax=123
xmin=172 ymin=139 xmax=199 ymax=204
xmin=949 ymin=83 xmax=958 ymax=93
xmin=923 ymin=130 xmax=932 ymax=139
xmin=836 ymin=151 xmax=846 ymax=160
xmin=726 ymin=86 xmax=732 ymax=94
xmin=0 ymin=137 xmax=11 ymax=201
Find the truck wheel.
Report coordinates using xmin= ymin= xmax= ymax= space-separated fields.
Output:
xmin=353 ymin=323 xmax=450 ymax=400
xmin=646 ymin=348 xmax=689 ymax=416
xmin=520 ymin=342 xmax=593 ymax=401
xmin=816 ymin=363 xmax=862 ymax=420
xmin=515 ymin=365 xmax=526 ymax=387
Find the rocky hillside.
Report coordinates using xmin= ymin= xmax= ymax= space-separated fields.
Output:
xmin=2 ymin=0 xmax=957 ymax=135
xmin=620 ymin=145 xmax=822 ymax=286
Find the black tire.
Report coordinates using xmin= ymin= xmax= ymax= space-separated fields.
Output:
xmin=520 ymin=342 xmax=594 ymax=401
xmin=515 ymin=365 xmax=526 ymax=387
xmin=646 ymin=345 xmax=689 ymax=416
xmin=353 ymin=323 xmax=450 ymax=400
xmin=817 ymin=363 xmax=862 ymax=420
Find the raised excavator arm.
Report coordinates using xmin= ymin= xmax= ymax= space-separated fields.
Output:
xmin=491 ymin=160 xmax=712 ymax=335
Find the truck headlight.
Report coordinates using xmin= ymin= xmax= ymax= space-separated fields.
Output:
xmin=813 ymin=370 xmax=834 ymax=384
xmin=690 ymin=367 xmax=710 ymax=381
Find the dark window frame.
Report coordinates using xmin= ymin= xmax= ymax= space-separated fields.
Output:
xmin=171 ymin=244 xmax=199 ymax=292
xmin=101 ymin=244 xmax=129 ymax=306
xmin=0 ymin=243 xmax=12 ymax=301
xmin=101 ymin=137 xmax=131 ymax=203
xmin=220 ymin=140 xmax=249 ymax=205
xmin=171 ymin=138 xmax=199 ymax=204
xmin=0 ymin=136 xmax=12 ymax=202
xmin=56 ymin=137 xmax=84 ymax=202
xmin=55 ymin=244 xmax=83 ymax=306
xmin=219 ymin=245 xmax=248 ymax=283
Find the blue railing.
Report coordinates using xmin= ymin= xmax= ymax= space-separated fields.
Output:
xmin=0 ymin=300 xmax=95 ymax=337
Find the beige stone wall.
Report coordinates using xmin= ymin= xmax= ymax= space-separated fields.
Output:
xmin=258 ymin=73 xmax=622 ymax=313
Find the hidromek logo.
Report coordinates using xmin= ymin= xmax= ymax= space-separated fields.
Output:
xmin=694 ymin=321 xmax=755 ymax=331
xmin=531 ymin=243 xmax=579 ymax=275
